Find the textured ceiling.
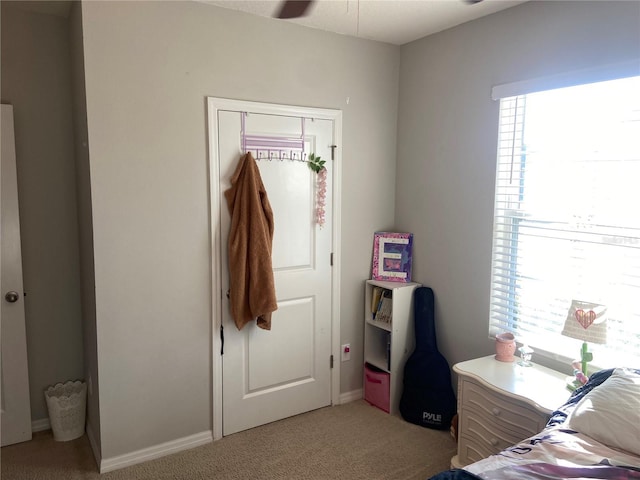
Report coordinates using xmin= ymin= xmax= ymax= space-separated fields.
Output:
xmin=201 ymin=0 xmax=527 ymax=45
xmin=11 ymin=0 xmax=526 ymax=46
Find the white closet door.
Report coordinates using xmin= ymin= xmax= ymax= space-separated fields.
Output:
xmin=1 ymin=104 xmax=32 ymax=446
xmin=216 ymin=106 xmax=335 ymax=436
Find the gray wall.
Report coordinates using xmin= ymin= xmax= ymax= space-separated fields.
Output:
xmin=80 ymin=0 xmax=399 ymax=459
xmin=69 ymin=1 xmax=100 ymax=453
xmin=1 ymin=2 xmax=84 ymax=423
xmin=396 ymin=1 xmax=640 ymax=373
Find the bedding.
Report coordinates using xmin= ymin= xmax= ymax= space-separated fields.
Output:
xmin=565 ymin=368 xmax=640 ymax=456
xmin=429 ymin=368 xmax=640 ymax=480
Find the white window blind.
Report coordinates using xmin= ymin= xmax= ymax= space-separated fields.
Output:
xmin=489 ymin=75 xmax=640 ymax=369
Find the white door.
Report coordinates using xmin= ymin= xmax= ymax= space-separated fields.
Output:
xmin=1 ymin=104 xmax=32 ymax=446
xmin=211 ymin=100 xmax=340 ymax=436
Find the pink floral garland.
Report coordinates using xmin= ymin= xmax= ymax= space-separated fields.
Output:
xmin=308 ymin=153 xmax=327 ymax=228
xmin=316 ymin=167 xmax=327 ymax=227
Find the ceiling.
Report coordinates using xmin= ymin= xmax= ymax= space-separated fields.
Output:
xmin=201 ymin=0 xmax=527 ymax=45
xmin=12 ymin=0 xmax=526 ymax=46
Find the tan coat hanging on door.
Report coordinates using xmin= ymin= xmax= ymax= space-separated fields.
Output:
xmin=224 ymin=152 xmax=277 ymax=330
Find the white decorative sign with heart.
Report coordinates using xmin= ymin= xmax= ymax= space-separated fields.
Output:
xmin=575 ymin=309 xmax=596 ymax=329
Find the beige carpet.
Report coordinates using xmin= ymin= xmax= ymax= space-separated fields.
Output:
xmin=1 ymin=400 xmax=456 ymax=480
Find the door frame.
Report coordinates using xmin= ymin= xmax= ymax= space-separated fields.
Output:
xmin=207 ymin=97 xmax=342 ymax=440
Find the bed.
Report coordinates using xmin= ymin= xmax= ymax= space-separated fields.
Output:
xmin=429 ymin=367 xmax=640 ymax=480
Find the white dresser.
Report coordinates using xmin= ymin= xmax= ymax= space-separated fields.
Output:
xmin=451 ymin=355 xmax=569 ymax=468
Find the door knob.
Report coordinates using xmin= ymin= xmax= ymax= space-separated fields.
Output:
xmin=5 ymin=291 xmax=19 ymax=303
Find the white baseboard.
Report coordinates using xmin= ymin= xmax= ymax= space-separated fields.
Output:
xmin=31 ymin=417 xmax=51 ymax=433
xmin=339 ymin=388 xmax=363 ymax=404
xmin=99 ymin=430 xmax=213 ymax=473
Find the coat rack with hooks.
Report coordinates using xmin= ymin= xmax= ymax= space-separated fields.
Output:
xmin=241 ymin=112 xmax=308 ymax=161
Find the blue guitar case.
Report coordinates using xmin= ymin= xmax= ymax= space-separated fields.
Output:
xmin=399 ymin=286 xmax=456 ymax=429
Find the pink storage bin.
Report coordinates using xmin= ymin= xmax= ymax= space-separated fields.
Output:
xmin=364 ymin=363 xmax=390 ymax=413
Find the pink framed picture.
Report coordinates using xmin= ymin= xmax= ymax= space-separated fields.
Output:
xmin=371 ymin=232 xmax=413 ymax=282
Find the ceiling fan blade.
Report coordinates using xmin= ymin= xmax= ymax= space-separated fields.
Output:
xmin=275 ymin=0 xmax=314 ymax=19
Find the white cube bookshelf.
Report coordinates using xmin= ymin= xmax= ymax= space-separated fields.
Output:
xmin=363 ymin=279 xmax=421 ymax=415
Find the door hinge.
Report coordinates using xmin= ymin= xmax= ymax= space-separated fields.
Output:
xmin=330 ymin=355 xmax=334 ymax=369
xmin=330 ymin=252 xmax=334 ymax=266
xmin=220 ymin=324 xmax=224 ymax=356
xmin=330 ymin=145 xmax=337 ymax=161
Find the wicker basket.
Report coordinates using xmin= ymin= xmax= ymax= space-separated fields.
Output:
xmin=44 ymin=380 xmax=86 ymax=441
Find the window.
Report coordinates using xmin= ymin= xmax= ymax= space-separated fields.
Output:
xmin=489 ymin=74 xmax=640 ymax=369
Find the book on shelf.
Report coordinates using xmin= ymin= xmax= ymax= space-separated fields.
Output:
xmin=371 ymin=286 xmax=384 ymax=316
xmin=373 ymin=288 xmax=393 ymax=323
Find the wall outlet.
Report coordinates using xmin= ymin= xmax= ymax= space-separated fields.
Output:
xmin=341 ymin=344 xmax=351 ymax=362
